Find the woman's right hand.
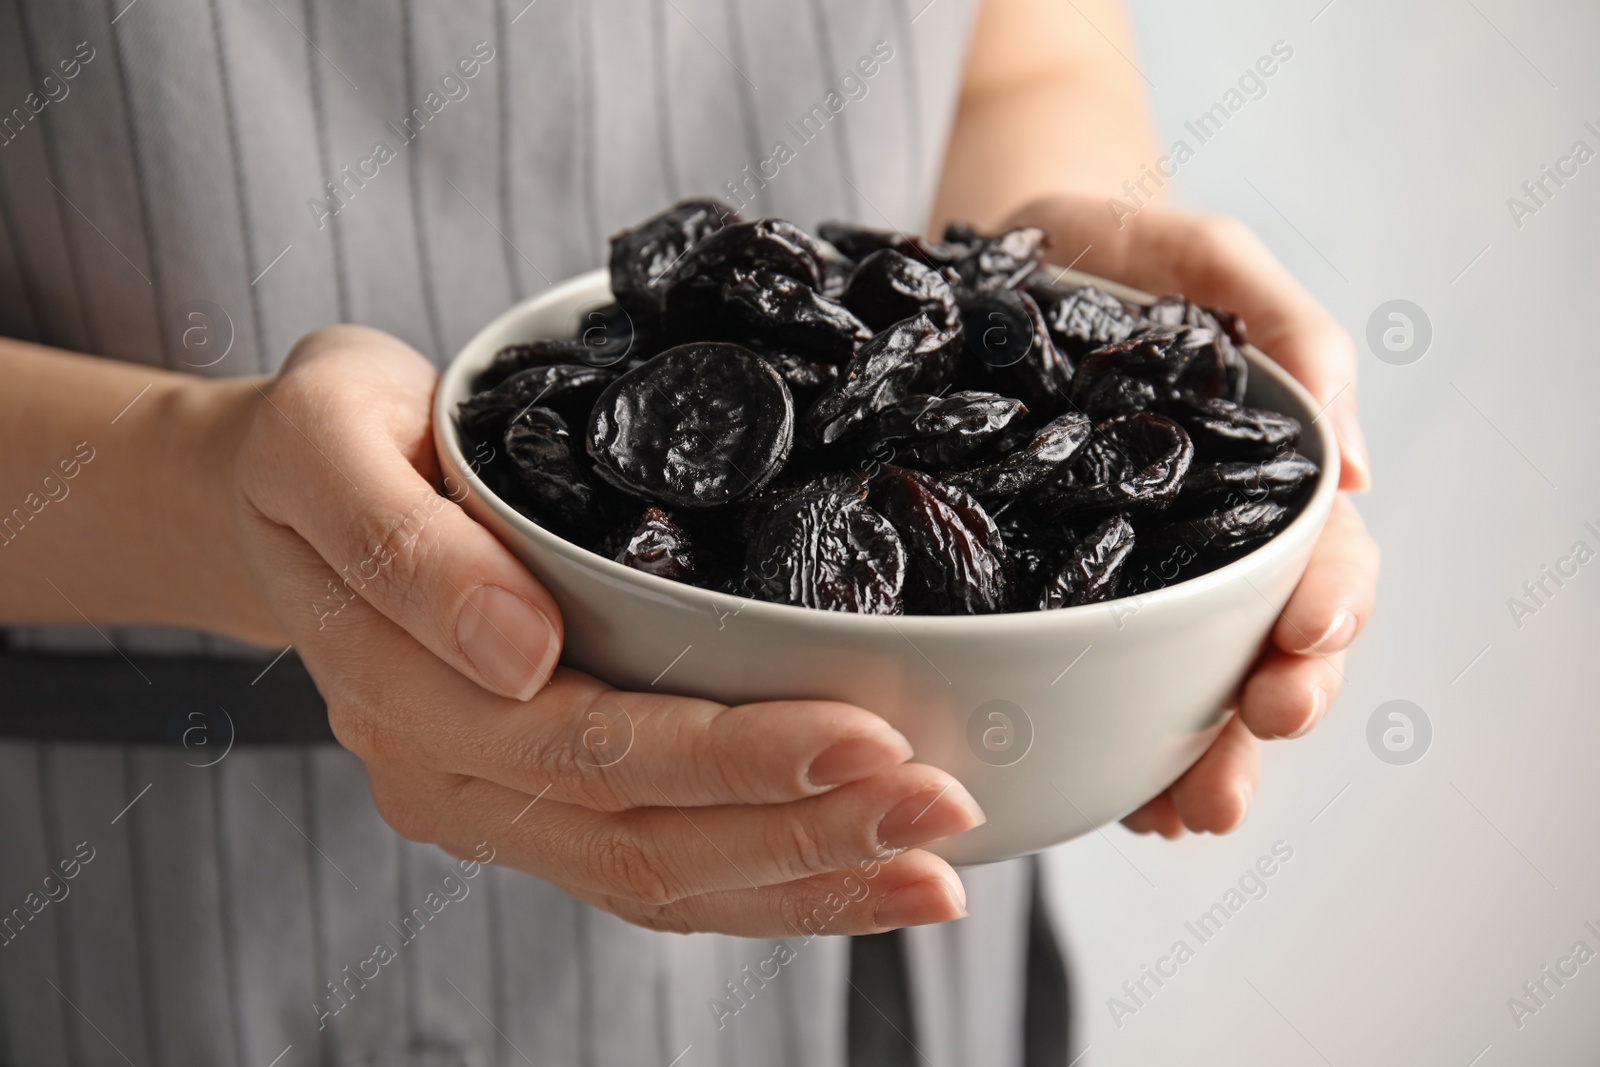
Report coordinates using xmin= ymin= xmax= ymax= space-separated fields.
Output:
xmin=227 ymin=325 xmax=982 ymax=936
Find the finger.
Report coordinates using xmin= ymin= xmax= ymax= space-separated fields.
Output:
xmin=1272 ymin=494 xmax=1379 ymax=658
xmin=1168 ymin=715 xmax=1258 ymax=834
xmin=1121 ymin=791 xmax=1186 ymax=839
xmin=385 ymin=765 xmax=985 ymax=903
xmin=1239 ymin=650 xmax=1347 ymax=740
xmin=578 ymin=848 xmax=967 ymax=938
xmin=240 ymin=326 xmax=563 ymax=701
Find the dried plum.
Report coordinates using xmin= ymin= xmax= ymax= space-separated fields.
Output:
xmin=873 ymin=465 xmax=1009 ymax=614
xmin=962 ymin=288 xmax=1074 ymax=408
xmin=1038 ymin=412 xmax=1194 ymax=514
xmin=721 ymin=268 xmax=871 ymax=363
xmin=842 ymin=249 xmax=961 ymax=333
xmin=658 ymin=219 xmax=827 ymax=329
xmin=745 ymin=484 xmax=905 ymax=613
xmin=804 ymin=314 xmax=963 ymax=447
xmin=1029 ymin=283 xmax=1141 ymax=360
xmin=1176 ymin=453 xmax=1319 ymax=512
xmin=751 ymin=349 xmax=839 ymax=408
xmin=818 ymin=221 xmax=968 ymax=268
xmin=616 ymin=507 xmax=696 ymax=581
xmin=858 ymin=391 xmax=1026 ymax=469
xmin=1167 ymin=396 xmax=1301 ymax=460
xmin=458 ymin=363 xmax=619 ymax=444
xmin=586 ymin=343 xmax=794 ymax=509
xmin=1138 ymin=296 xmax=1247 ymax=400
xmin=1069 ymin=326 xmax=1236 ymax=417
xmin=501 ymin=407 xmax=601 ymax=531
xmin=943 ymin=413 xmax=1092 ymax=504
xmin=1039 ymin=514 xmax=1136 ymax=609
xmin=1138 ymin=501 xmax=1290 ymax=561
xmin=609 ymin=199 xmax=738 ymax=321
xmin=954 ymin=227 xmax=1048 ymax=291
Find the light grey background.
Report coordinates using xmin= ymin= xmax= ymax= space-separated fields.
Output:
xmin=1041 ymin=1 xmax=1600 ymax=1063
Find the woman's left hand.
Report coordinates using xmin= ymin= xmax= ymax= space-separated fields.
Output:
xmin=1007 ymin=193 xmax=1382 ymax=837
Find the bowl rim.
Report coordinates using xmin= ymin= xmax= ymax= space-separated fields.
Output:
xmin=434 ymin=266 xmax=1341 ymax=635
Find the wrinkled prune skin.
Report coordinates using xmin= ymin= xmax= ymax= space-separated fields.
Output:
xmin=501 ymin=407 xmax=601 ymax=531
xmin=477 ymin=304 xmax=641 ymax=390
xmin=587 ymin=343 xmax=794 ymax=509
xmin=1068 ymin=326 xmax=1235 ymax=417
xmin=962 ymin=288 xmax=1075 ymax=409
xmin=943 ymin=412 xmax=1091 ymax=503
xmin=842 ymin=249 xmax=962 ymax=334
xmin=1040 ymin=513 xmax=1136 ymax=609
xmin=1177 ymin=453 xmax=1320 ymax=512
xmin=750 ymin=349 xmax=839 ymax=408
xmin=1139 ymin=501 xmax=1290 ymax=561
xmin=658 ymin=220 xmax=827 ymax=330
xmin=616 ymin=506 xmax=697 ymax=581
xmin=1166 ymin=396 xmax=1301 ymax=460
xmin=720 ymin=268 xmax=871 ymax=363
xmin=1138 ymin=296 xmax=1248 ymax=400
xmin=1029 ymin=283 xmax=1141 ymax=361
xmin=873 ymin=465 xmax=1009 ymax=614
xmin=745 ymin=485 xmax=906 ymax=613
xmin=458 ymin=363 xmax=620 ymax=444
xmin=858 ymin=391 xmax=1026 ymax=469
xmin=804 ymin=314 xmax=963 ymax=447
xmin=953 ymin=226 xmax=1048 ymax=291
xmin=818 ymin=221 xmax=968 ymax=268
xmin=1038 ymin=412 xmax=1194 ymax=514
xmin=609 ymin=199 xmax=738 ymax=321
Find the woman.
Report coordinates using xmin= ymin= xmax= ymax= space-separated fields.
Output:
xmin=0 ymin=0 xmax=1377 ymax=1063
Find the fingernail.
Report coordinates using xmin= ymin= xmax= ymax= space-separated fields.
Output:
xmin=1295 ymin=610 xmax=1356 ymax=655
xmin=1286 ymin=686 xmax=1328 ymax=739
xmin=1225 ymin=781 xmax=1253 ymax=832
xmin=1332 ymin=402 xmax=1371 ymax=490
xmin=874 ymin=876 xmax=967 ymax=929
xmin=807 ymin=729 xmax=914 ymax=788
xmin=877 ymin=784 xmax=986 ymax=851
xmin=457 ymin=585 xmax=559 ymax=700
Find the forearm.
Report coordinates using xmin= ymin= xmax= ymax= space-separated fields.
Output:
xmin=931 ymin=0 xmax=1160 ymax=233
xmin=0 ymin=339 xmax=282 ymax=644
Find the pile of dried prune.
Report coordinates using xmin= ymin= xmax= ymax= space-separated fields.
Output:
xmin=456 ymin=199 xmax=1319 ymax=616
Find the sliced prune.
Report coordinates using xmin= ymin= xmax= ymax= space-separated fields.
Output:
xmin=458 ymin=363 xmax=619 ymax=445
xmin=858 ymin=391 xmax=1026 ymax=469
xmin=1039 ymin=513 xmax=1136 ymax=609
xmin=721 ymin=268 xmax=871 ymax=363
xmin=1029 ymin=283 xmax=1141 ymax=360
xmin=873 ymin=465 xmax=1009 ymax=614
xmin=609 ymin=199 xmax=738 ymax=321
xmin=962 ymin=288 xmax=1075 ymax=409
xmin=745 ymin=486 xmax=905 ymax=614
xmin=818 ymin=222 xmax=968 ymax=268
xmin=1166 ymin=396 xmax=1301 ymax=460
xmin=616 ymin=506 xmax=697 ymax=581
xmin=501 ymin=407 xmax=601 ymax=531
xmin=842 ymin=249 xmax=962 ymax=333
xmin=954 ymin=226 xmax=1048 ymax=291
xmin=587 ymin=342 xmax=794 ymax=509
xmin=658 ymin=219 xmax=827 ymax=329
xmin=804 ymin=314 xmax=963 ymax=447
xmin=943 ymin=412 xmax=1091 ymax=503
xmin=1037 ymin=412 xmax=1194 ymax=514
xmin=1176 ymin=453 xmax=1320 ymax=512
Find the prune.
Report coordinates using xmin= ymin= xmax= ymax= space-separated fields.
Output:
xmin=745 ymin=482 xmax=906 ymax=613
xmin=616 ymin=507 xmax=696 ymax=581
xmin=1069 ymin=327 xmax=1235 ymax=417
xmin=954 ymin=226 xmax=1048 ymax=291
xmin=804 ymin=314 xmax=963 ymax=447
xmin=458 ymin=363 xmax=619 ymax=444
xmin=1138 ymin=296 xmax=1247 ymax=400
xmin=943 ymin=413 xmax=1092 ymax=504
xmin=1039 ymin=514 xmax=1136 ymax=609
xmin=1176 ymin=454 xmax=1319 ymax=512
xmin=842 ymin=249 xmax=962 ymax=333
xmin=721 ymin=268 xmax=871 ymax=363
xmin=873 ymin=466 xmax=1009 ymax=614
xmin=1029 ymin=283 xmax=1141 ymax=360
xmin=1038 ymin=412 xmax=1194 ymax=514
xmin=818 ymin=222 xmax=968 ymax=268
xmin=501 ymin=407 xmax=601 ymax=531
xmin=962 ymin=289 xmax=1075 ymax=409
xmin=1139 ymin=501 xmax=1290 ymax=559
xmin=609 ymin=199 xmax=738 ymax=320
xmin=751 ymin=349 xmax=839 ymax=408
xmin=476 ymin=304 xmax=639 ymax=390
xmin=1167 ymin=396 xmax=1300 ymax=460
xmin=658 ymin=220 xmax=827 ymax=329
xmin=859 ymin=391 xmax=1026 ymax=468
xmin=587 ymin=343 xmax=794 ymax=509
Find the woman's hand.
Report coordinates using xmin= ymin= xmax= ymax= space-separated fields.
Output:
xmin=227 ymin=326 xmax=981 ymax=935
xmin=1007 ymin=194 xmax=1382 ymax=837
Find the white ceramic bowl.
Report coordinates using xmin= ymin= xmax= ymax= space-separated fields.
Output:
xmin=434 ymin=268 xmax=1339 ymax=864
